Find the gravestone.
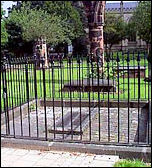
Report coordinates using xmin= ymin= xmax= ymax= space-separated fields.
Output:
xmin=115 ymin=66 xmax=146 ymax=78
xmin=62 ymin=78 xmax=116 ymax=92
xmin=53 ymin=112 xmax=88 ymax=135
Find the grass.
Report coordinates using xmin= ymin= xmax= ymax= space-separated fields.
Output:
xmin=1 ymin=54 xmax=151 ymax=112
xmin=114 ymin=159 xmax=151 ymax=167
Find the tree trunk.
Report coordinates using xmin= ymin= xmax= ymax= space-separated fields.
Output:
xmin=42 ymin=38 xmax=48 ymax=67
xmin=33 ymin=37 xmax=48 ymax=68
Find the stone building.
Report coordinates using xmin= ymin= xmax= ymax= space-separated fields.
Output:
xmin=105 ymin=1 xmax=147 ymax=51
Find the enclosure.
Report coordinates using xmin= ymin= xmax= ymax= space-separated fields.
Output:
xmin=1 ymin=51 xmax=151 ymax=147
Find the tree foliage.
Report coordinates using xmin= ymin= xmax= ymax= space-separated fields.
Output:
xmin=7 ymin=1 xmax=84 ymax=45
xmin=5 ymin=1 xmax=85 ymax=56
xmin=104 ymin=13 xmax=127 ymax=50
xmin=1 ymin=3 xmax=8 ymax=46
xmin=6 ymin=3 xmax=71 ymax=45
xmin=125 ymin=17 xmax=137 ymax=42
xmin=131 ymin=1 xmax=151 ymax=44
xmin=43 ymin=1 xmax=84 ymax=40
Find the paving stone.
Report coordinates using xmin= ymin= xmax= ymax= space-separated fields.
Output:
xmin=43 ymin=153 xmax=61 ymax=160
xmin=1 ymin=147 xmax=120 ymax=167
xmin=94 ymin=155 xmax=119 ymax=162
xmin=34 ymin=158 xmax=60 ymax=167
xmin=11 ymin=160 xmax=36 ymax=167
xmin=89 ymin=160 xmax=115 ymax=167
xmin=1 ymin=148 xmax=9 ymax=154
xmin=1 ymin=160 xmax=14 ymax=167
xmin=12 ymin=149 xmax=30 ymax=156
xmin=1 ymin=148 xmax=16 ymax=155
xmin=21 ymin=154 xmax=45 ymax=162
xmin=2 ymin=154 xmax=21 ymax=162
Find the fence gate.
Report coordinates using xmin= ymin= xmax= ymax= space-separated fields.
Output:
xmin=1 ymin=52 xmax=151 ymax=147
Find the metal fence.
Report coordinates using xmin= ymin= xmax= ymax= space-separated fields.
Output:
xmin=1 ymin=51 xmax=151 ymax=147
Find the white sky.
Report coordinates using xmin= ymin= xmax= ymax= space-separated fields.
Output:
xmin=2 ymin=1 xmax=137 ymax=16
xmin=2 ymin=1 xmax=17 ymax=16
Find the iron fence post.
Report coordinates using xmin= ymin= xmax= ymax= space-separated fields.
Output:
xmin=2 ymin=56 xmax=10 ymax=135
xmin=25 ymin=62 xmax=31 ymax=137
xmin=41 ymin=56 xmax=48 ymax=140
xmin=148 ymin=49 xmax=151 ymax=144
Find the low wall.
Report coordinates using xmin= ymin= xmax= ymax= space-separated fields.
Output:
xmin=40 ymin=100 xmax=148 ymax=108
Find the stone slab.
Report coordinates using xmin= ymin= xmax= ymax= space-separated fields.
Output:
xmin=117 ymin=66 xmax=146 ymax=70
xmin=62 ymin=78 xmax=116 ymax=92
xmin=114 ymin=66 xmax=146 ymax=78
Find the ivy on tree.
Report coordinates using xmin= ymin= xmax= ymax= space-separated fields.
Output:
xmin=1 ymin=3 xmax=8 ymax=47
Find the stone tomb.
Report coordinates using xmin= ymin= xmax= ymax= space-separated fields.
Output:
xmin=62 ymin=79 xmax=116 ymax=92
xmin=48 ymin=107 xmax=98 ymax=136
xmin=115 ymin=66 xmax=146 ymax=78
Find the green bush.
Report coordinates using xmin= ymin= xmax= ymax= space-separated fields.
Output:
xmin=114 ymin=159 xmax=151 ymax=167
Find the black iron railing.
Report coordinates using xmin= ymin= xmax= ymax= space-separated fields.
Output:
xmin=1 ymin=51 xmax=151 ymax=146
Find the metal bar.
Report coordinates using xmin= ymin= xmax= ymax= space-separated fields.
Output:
xmin=127 ymin=52 xmax=130 ymax=143
xmin=15 ymin=63 xmax=19 ymax=114
xmin=25 ymin=64 xmax=31 ymax=137
xmin=107 ymin=55 xmax=110 ymax=142
xmin=42 ymin=58 xmax=47 ymax=140
xmin=10 ymin=62 xmax=16 ymax=137
xmin=40 ymin=65 xmax=42 ymax=98
xmin=5 ymin=62 xmax=10 ymax=135
xmin=2 ymin=63 xmax=9 ymax=135
xmin=88 ymin=56 xmax=91 ymax=141
xmin=133 ymin=51 xmax=136 ymax=99
xmin=58 ymin=57 xmax=61 ymax=98
xmin=122 ymin=52 xmax=125 ymax=100
xmin=49 ymin=61 xmax=52 ymax=98
xmin=60 ymin=57 xmax=64 ymax=140
xmin=69 ymin=56 xmax=73 ymax=140
xmin=112 ymin=52 xmax=115 ymax=99
xmin=78 ymin=55 xmax=82 ymax=141
xmin=97 ymin=55 xmax=101 ymax=141
xmin=144 ymin=51 xmax=146 ymax=99
xmin=34 ymin=58 xmax=39 ymax=138
xmin=18 ymin=63 xmax=24 ymax=136
xmin=137 ymin=52 xmax=140 ymax=144
xmin=6 ymin=62 xmax=11 ymax=114
xmin=117 ymin=53 xmax=120 ymax=143
xmin=52 ymin=58 xmax=55 ymax=139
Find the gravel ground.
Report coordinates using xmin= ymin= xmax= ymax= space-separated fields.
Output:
xmin=1 ymin=106 xmax=144 ymax=143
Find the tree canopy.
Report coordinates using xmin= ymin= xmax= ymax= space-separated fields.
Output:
xmin=125 ymin=18 xmax=137 ymax=42
xmin=7 ymin=1 xmax=84 ymax=45
xmin=43 ymin=1 xmax=84 ymax=40
xmin=104 ymin=13 xmax=127 ymax=50
xmin=5 ymin=1 xmax=85 ymax=56
xmin=131 ymin=1 xmax=151 ymax=44
xmin=7 ymin=3 xmax=74 ymax=45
